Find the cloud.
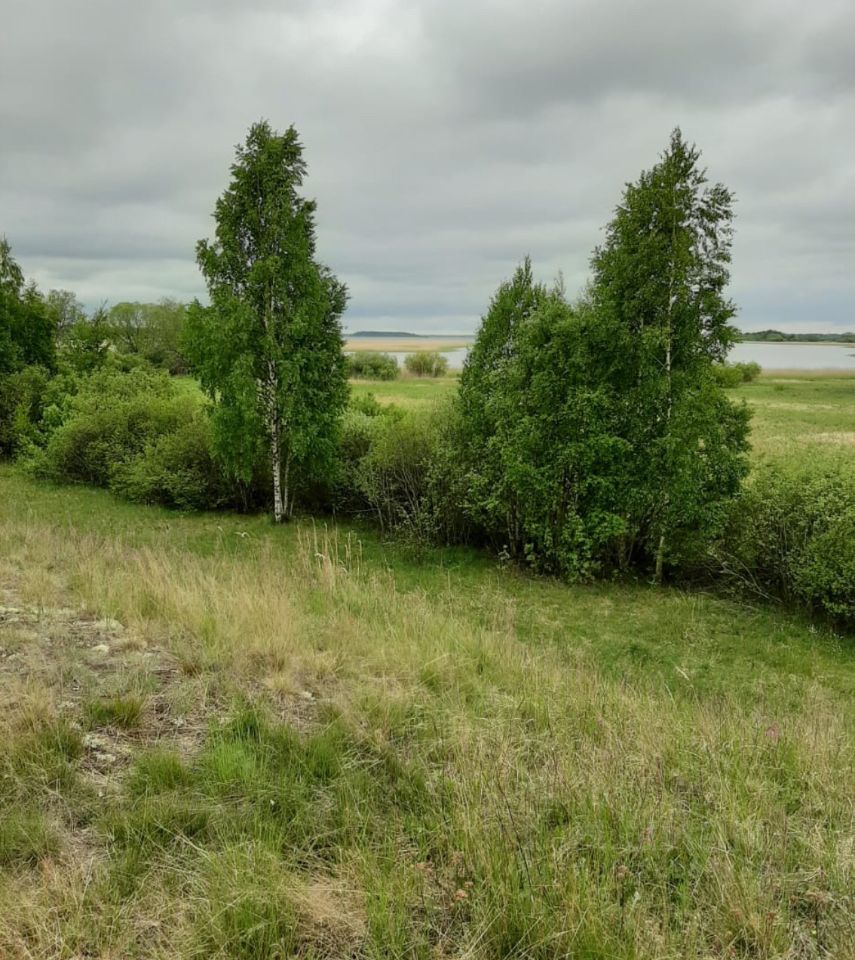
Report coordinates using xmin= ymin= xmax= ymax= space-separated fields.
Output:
xmin=1 ymin=0 xmax=853 ymax=332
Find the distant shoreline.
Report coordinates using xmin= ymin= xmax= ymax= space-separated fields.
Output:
xmin=345 ymin=335 xmax=473 ymax=353
xmin=349 ymin=330 xmax=854 ymax=346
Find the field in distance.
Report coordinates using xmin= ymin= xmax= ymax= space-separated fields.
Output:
xmin=345 ymin=335 xmax=472 ymax=353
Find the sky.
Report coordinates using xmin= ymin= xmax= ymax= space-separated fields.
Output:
xmin=1 ymin=0 xmax=853 ymax=334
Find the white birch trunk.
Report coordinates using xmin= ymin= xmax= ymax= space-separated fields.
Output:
xmin=270 ymin=401 xmax=284 ymax=524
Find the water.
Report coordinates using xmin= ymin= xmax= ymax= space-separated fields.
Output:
xmin=380 ymin=343 xmax=855 ymax=372
xmin=728 ymin=342 xmax=855 ymax=371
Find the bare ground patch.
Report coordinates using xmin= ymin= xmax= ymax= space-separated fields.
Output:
xmin=0 ymin=582 xmax=211 ymax=788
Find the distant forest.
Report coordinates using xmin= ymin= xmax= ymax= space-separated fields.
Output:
xmin=739 ymin=329 xmax=855 ymax=343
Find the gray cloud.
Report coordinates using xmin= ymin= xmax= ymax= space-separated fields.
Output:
xmin=1 ymin=0 xmax=853 ymax=331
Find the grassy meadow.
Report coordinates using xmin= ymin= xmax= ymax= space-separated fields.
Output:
xmin=0 ymin=372 xmax=853 ymax=958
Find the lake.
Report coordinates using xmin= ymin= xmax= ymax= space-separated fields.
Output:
xmin=728 ymin=342 xmax=855 ymax=370
xmin=384 ymin=342 xmax=855 ymax=372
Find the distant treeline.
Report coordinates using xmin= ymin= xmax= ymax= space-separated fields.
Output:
xmin=350 ymin=330 xmax=422 ymax=338
xmin=739 ymin=329 xmax=855 ymax=343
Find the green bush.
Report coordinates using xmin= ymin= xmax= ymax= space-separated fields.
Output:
xmin=30 ymin=366 xmax=241 ymax=511
xmin=404 ymin=351 xmax=448 ymax=377
xmin=111 ymin=413 xmax=235 ymax=510
xmin=718 ymin=463 xmax=855 ymax=625
xmin=0 ymin=364 xmax=51 ymax=458
xmin=353 ymin=409 xmax=438 ymax=535
xmin=712 ymin=361 xmax=761 ymax=387
xmin=33 ymin=367 xmax=186 ymax=487
xmin=346 ymin=351 xmax=399 ymax=380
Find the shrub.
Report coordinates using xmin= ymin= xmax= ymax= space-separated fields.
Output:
xmin=353 ymin=410 xmax=437 ymax=534
xmin=712 ymin=361 xmax=761 ymax=387
xmin=404 ymin=351 xmax=448 ymax=377
xmin=0 ymin=364 xmax=50 ymax=458
xmin=111 ymin=413 xmax=236 ymax=511
xmin=346 ymin=351 xmax=399 ymax=380
xmin=337 ymin=397 xmax=404 ymax=514
xmin=718 ymin=463 xmax=855 ymax=625
xmin=33 ymin=367 xmax=187 ymax=487
xmin=30 ymin=366 xmax=243 ymax=511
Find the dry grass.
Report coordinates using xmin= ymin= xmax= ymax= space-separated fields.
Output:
xmin=0 ymin=467 xmax=853 ymax=958
xmin=345 ymin=337 xmax=471 ymax=353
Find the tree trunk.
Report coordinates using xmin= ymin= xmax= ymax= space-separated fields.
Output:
xmin=265 ymin=358 xmax=286 ymax=524
xmin=655 ymin=533 xmax=666 ymax=582
xmin=270 ymin=405 xmax=285 ymax=524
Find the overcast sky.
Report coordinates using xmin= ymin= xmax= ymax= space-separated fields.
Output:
xmin=1 ymin=0 xmax=853 ymax=333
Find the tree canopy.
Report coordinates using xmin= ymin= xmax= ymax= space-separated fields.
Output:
xmin=0 ymin=237 xmax=56 ymax=374
xmin=455 ymin=130 xmax=750 ymax=578
xmin=185 ymin=121 xmax=348 ymax=521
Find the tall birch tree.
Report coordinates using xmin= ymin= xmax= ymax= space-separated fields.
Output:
xmin=590 ymin=128 xmax=750 ymax=577
xmin=186 ymin=121 xmax=348 ymax=522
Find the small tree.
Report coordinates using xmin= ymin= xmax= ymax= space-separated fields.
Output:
xmin=456 ymin=259 xmax=550 ymax=553
xmin=185 ymin=121 xmax=348 ymax=521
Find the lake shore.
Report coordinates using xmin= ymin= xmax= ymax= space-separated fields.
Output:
xmin=345 ymin=336 xmax=473 ymax=352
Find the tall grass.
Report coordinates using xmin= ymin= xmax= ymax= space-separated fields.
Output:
xmin=0 ymin=468 xmax=853 ymax=957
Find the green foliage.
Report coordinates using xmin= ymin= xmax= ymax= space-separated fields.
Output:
xmin=337 ymin=397 xmax=468 ymax=545
xmin=186 ymin=120 xmax=348 ymax=522
xmin=720 ymin=464 xmax=855 ymax=625
xmin=110 ymin=413 xmax=237 ymax=511
xmin=0 ymin=364 xmax=51 ymax=458
xmin=59 ymin=308 xmax=113 ymax=374
xmin=456 ymin=263 xmax=637 ymax=576
xmin=33 ymin=367 xmax=186 ymax=486
xmin=352 ymin=408 xmax=441 ymax=536
xmin=0 ymin=237 xmax=57 ymax=375
xmin=404 ymin=350 xmax=448 ymax=377
xmin=712 ymin=361 xmax=761 ymax=387
xmin=108 ymin=299 xmax=188 ymax=373
xmin=346 ymin=350 xmax=399 ymax=380
xmin=452 ymin=132 xmax=751 ymax=579
xmin=46 ymin=289 xmax=87 ymax=337
xmin=30 ymin=366 xmax=242 ymax=511
xmin=588 ymin=129 xmax=751 ymax=576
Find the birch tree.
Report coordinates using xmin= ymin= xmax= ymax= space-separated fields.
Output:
xmin=589 ymin=128 xmax=749 ymax=577
xmin=186 ymin=121 xmax=348 ymax=521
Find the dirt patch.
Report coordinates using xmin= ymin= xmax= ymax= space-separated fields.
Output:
xmin=0 ymin=586 xmax=210 ymax=787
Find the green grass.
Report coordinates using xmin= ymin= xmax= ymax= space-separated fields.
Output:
xmin=84 ymin=694 xmax=146 ymax=730
xmin=350 ymin=374 xmax=460 ymax=409
xmin=0 ymin=373 xmax=853 ymax=957
xmin=731 ymin=372 xmax=855 ymax=465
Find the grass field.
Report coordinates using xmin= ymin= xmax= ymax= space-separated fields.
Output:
xmin=0 ymin=373 xmax=853 ymax=957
